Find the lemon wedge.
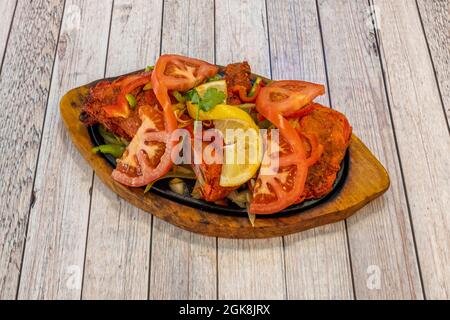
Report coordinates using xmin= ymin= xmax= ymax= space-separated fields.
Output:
xmin=195 ymin=80 xmax=227 ymax=99
xmin=214 ymin=118 xmax=262 ymax=187
xmin=187 ymin=102 xmax=262 ymax=187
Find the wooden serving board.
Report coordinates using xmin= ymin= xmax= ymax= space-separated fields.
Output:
xmin=60 ymin=76 xmax=390 ymax=239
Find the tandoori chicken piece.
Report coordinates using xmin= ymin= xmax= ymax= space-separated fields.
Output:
xmin=191 ymin=138 xmax=238 ymax=202
xmin=298 ymin=104 xmax=352 ymax=200
xmin=192 ymin=162 xmax=238 ymax=202
xmin=81 ymin=73 xmax=159 ymax=140
xmin=224 ymin=62 xmax=252 ymax=105
xmin=188 ymin=61 xmax=253 ymax=202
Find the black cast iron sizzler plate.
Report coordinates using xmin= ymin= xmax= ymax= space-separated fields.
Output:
xmin=88 ymin=124 xmax=350 ymax=218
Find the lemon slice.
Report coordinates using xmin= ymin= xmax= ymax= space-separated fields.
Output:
xmin=213 ymin=118 xmax=262 ymax=187
xmin=195 ymin=80 xmax=227 ymax=99
xmin=187 ymin=103 xmax=262 ymax=186
xmin=187 ymin=83 xmax=262 ymax=187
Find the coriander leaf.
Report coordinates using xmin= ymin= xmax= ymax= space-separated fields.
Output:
xmin=198 ymin=88 xmax=225 ymax=112
xmin=185 ymin=89 xmax=200 ymax=104
xmin=192 ymin=92 xmax=201 ymax=105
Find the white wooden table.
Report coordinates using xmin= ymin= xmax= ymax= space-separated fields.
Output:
xmin=0 ymin=0 xmax=448 ymax=300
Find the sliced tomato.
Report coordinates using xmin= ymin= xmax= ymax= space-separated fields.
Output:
xmin=284 ymin=103 xmax=317 ymax=119
xmin=111 ymin=106 xmax=169 ymax=187
xmin=259 ymin=80 xmax=325 ymax=118
xmin=249 ymin=115 xmax=308 ymax=214
xmin=151 ymin=54 xmax=219 ymax=92
xmin=300 ymin=132 xmax=324 ymax=167
xmin=103 ymin=72 xmax=152 ymax=118
xmin=249 ymin=81 xmax=324 ymax=214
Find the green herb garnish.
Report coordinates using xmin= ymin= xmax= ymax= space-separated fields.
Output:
xmin=186 ymin=87 xmax=225 ymax=112
xmin=198 ymin=88 xmax=226 ymax=112
xmin=185 ymin=89 xmax=199 ymax=103
xmin=145 ymin=65 xmax=154 ymax=72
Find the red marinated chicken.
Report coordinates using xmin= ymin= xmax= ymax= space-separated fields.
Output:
xmin=224 ymin=62 xmax=252 ymax=105
xmin=190 ymin=61 xmax=254 ymax=201
xmin=191 ymin=139 xmax=237 ymax=202
xmin=81 ymin=74 xmax=159 ymax=140
xmin=298 ymin=104 xmax=352 ymax=200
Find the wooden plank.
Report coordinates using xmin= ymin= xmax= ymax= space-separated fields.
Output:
xmin=266 ymin=0 xmax=353 ymax=299
xmin=373 ymin=0 xmax=450 ymax=299
xmin=81 ymin=0 xmax=162 ymax=300
xmin=0 ymin=0 xmax=64 ymax=300
xmin=0 ymin=0 xmax=16 ymax=67
xmin=318 ymin=0 xmax=423 ymax=299
xmin=148 ymin=0 xmax=217 ymax=300
xmin=416 ymin=0 xmax=449 ymax=123
xmin=17 ymin=0 xmax=113 ymax=299
xmin=215 ymin=0 xmax=285 ymax=299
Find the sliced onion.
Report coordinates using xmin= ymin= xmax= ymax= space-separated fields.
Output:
xmin=191 ymin=180 xmax=203 ymax=199
xmin=227 ymin=190 xmax=250 ymax=209
xmin=174 ymin=106 xmax=194 ymax=128
xmin=247 ymin=213 xmax=256 ymax=227
xmin=245 ymin=190 xmax=256 ymax=227
xmin=169 ymin=178 xmax=186 ymax=195
xmin=144 ymin=166 xmax=196 ymax=194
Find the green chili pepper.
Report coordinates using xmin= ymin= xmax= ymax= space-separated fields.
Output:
xmin=249 ymin=77 xmax=262 ymax=97
xmin=125 ymin=93 xmax=137 ymax=109
xmin=206 ymin=75 xmax=222 ymax=82
xmin=92 ymin=144 xmax=125 ymax=158
xmin=98 ymin=125 xmax=129 ymax=146
xmin=172 ymin=91 xmax=186 ymax=103
xmin=143 ymin=82 xmax=153 ymax=91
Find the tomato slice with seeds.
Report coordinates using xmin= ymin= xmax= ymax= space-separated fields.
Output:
xmin=111 ymin=105 xmax=169 ymax=187
xmin=249 ymin=81 xmax=324 ymax=214
xmin=262 ymin=80 xmax=325 ymax=118
xmin=249 ymin=116 xmax=308 ymax=214
xmin=152 ymin=54 xmax=219 ymax=93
